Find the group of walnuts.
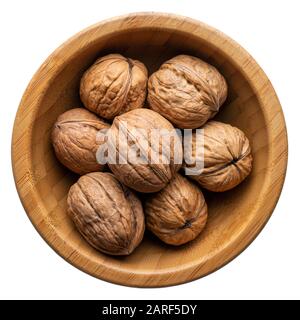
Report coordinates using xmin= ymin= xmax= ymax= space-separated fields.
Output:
xmin=52 ymin=53 xmax=253 ymax=255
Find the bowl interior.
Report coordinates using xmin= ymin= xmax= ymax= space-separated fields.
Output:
xmin=30 ymin=27 xmax=269 ymax=281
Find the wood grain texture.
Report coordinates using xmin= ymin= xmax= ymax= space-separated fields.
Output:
xmin=11 ymin=13 xmax=288 ymax=287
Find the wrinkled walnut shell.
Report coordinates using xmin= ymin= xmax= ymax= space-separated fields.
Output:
xmin=148 ymin=55 xmax=227 ymax=129
xmin=145 ymin=173 xmax=208 ymax=245
xmin=51 ymin=108 xmax=109 ymax=175
xmin=108 ymin=109 xmax=183 ymax=193
xmin=80 ymin=54 xmax=148 ymax=120
xmin=184 ymin=121 xmax=253 ymax=192
xmin=67 ymin=172 xmax=145 ymax=255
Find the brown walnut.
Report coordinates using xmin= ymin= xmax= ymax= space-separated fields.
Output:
xmin=108 ymin=108 xmax=183 ymax=193
xmin=67 ymin=172 xmax=145 ymax=255
xmin=145 ymin=173 xmax=208 ymax=245
xmin=148 ymin=54 xmax=228 ymax=129
xmin=183 ymin=121 xmax=253 ymax=192
xmin=80 ymin=54 xmax=148 ymax=120
xmin=51 ymin=108 xmax=109 ymax=175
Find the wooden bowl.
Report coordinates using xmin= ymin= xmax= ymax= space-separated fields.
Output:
xmin=12 ymin=13 xmax=288 ymax=287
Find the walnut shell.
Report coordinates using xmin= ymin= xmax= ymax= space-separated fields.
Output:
xmin=148 ymin=55 xmax=227 ymax=129
xmin=80 ymin=54 xmax=148 ymax=120
xmin=67 ymin=172 xmax=145 ymax=255
xmin=183 ymin=121 xmax=253 ymax=192
xmin=51 ymin=108 xmax=109 ymax=175
xmin=145 ymin=173 xmax=208 ymax=245
xmin=108 ymin=109 xmax=183 ymax=193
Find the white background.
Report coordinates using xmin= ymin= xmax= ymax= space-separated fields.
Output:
xmin=0 ymin=0 xmax=299 ymax=300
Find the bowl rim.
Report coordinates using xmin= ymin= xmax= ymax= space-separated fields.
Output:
xmin=11 ymin=12 xmax=288 ymax=288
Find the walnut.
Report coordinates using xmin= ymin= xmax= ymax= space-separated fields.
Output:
xmin=148 ymin=54 xmax=227 ymax=129
xmin=51 ymin=108 xmax=109 ymax=175
xmin=67 ymin=172 xmax=145 ymax=255
xmin=80 ymin=54 xmax=148 ymax=120
xmin=107 ymin=108 xmax=183 ymax=193
xmin=183 ymin=121 xmax=253 ymax=192
xmin=145 ymin=173 xmax=208 ymax=245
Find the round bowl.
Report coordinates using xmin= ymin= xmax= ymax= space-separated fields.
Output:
xmin=12 ymin=13 xmax=288 ymax=287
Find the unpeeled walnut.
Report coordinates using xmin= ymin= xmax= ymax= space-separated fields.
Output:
xmin=80 ymin=54 xmax=148 ymax=120
xmin=183 ymin=121 xmax=253 ymax=192
xmin=148 ymin=54 xmax=227 ymax=129
xmin=145 ymin=173 xmax=208 ymax=245
xmin=51 ymin=108 xmax=109 ymax=175
xmin=108 ymin=108 xmax=183 ymax=193
xmin=67 ymin=172 xmax=145 ymax=255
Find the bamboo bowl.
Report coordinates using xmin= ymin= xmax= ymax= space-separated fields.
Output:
xmin=12 ymin=13 xmax=288 ymax=287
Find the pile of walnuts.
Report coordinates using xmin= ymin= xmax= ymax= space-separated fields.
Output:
xmin=52 ymin=53 xmax=253 ymax=255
